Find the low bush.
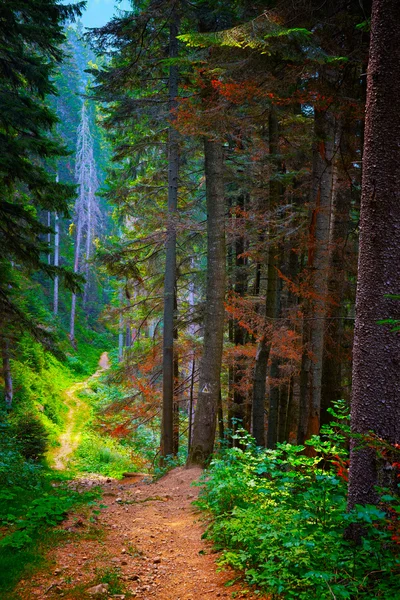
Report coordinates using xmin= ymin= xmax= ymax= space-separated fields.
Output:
xmin=197 ymin=406 xmax=400 ymax=599
xmin=14 ymin=412 xmax=49 ymax=460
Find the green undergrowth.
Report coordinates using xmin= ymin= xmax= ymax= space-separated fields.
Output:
xmin=9 ymin=331 xmax=110 ymax=450
xmin=197 ymin=406 xmax=400 ymax=600
xmin=0 ymin=464 xmax=101 ymax=598
xmin=69 ymin=361 xmax=152 ymax=478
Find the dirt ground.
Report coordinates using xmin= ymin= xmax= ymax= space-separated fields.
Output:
xmin=16 ymin=468 xmax=265 ymax=600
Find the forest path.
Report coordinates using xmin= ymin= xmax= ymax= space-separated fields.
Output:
xmin=18 ymin=467 xmax=264 ymax=600
xmin=51 ymin=352 xmax=110 ymax=471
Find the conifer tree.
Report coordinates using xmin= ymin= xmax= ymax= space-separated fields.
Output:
xmin=0 ymin=0 xmax=83 ymax=405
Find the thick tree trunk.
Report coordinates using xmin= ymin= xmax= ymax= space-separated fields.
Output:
xmin=348 ymin=0 xmax=400 ymax=514
xmin=187 ymin=140 xmax=226 ymax=466
xmin=298 ymin=107 xmax=335 ymax=444
xmin=161 ymin=7 xmax=179 ymax=458
xmin=2 ymin=337 xmax=13 ymax=410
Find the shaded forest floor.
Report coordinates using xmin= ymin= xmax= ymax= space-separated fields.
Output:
xmin=16 ymin=468 xmax=263 ymax=600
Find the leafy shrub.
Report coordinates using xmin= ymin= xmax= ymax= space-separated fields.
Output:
xmin=197 ymin=410 xmax=400 ymax=600
xmin=15 ymin=412 xmax=49 ymax=460
xmin=0 ymin=418 xmax=43 ymax=487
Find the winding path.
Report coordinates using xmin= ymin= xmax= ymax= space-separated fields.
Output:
xmin=51 ymin=352 xmax=110 ymax=471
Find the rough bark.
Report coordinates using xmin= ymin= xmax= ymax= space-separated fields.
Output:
xmin=187 ymin=140 xmax=226 ymax=466
xmin=298 ymin=107 xmax=335 ymax=444
xmin=348 ymin=0 xmax=400 ymax=514
xmin=161 ymin=6 xmax=179 ymax=459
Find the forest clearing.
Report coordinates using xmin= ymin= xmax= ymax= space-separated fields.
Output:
xmin=1 ymin=0 xmax=400 ymax=599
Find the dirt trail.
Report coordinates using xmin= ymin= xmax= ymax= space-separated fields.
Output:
xmin=18 ymin=468 xmax=263 ymax=600
xmin=51 ymin=352 xmax=110 ymax=471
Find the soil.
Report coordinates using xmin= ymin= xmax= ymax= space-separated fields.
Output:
xmin=16 ymin=353 xmax=265 ymax=600
xmin=17 ymin=468 xmax=264 ymax=600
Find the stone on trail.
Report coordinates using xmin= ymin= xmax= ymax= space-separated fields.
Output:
xmin=87 ymin=583 xmax=109 ymax=596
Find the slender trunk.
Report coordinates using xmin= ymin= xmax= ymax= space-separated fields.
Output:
xmin=321 ymin=124 xmax=352 ymax=424
xmin=2 ymin=337 xmax=13 ymax=410
xmin=83 ymin=176 xmax=92 ymax=307
xmin=217 ymin=389 xmax=224 ymax=442
xmin=348 ymin=0 xmax=400 ymax=516
xmin=47 ymin=211 xmax=51 ymax=266
xmin=173 ymin=292 xmax=179 ymax=455
xmin=187 ymin=140 xmax=226 ymax=466
xmin=298 ymin=106 xmax=335 ymax=444
xmin=54 ymin=211 xmax=59 ymax=315
xmin=188 ymin=357 xmax=195 ymax=453
xmin=118 ymin=285 xmax=124 ymax=362
xmin=231 ymin=195 xmax=248 ymax=434
xmin=286 ymin=376 xmax=301 ymax=444
xmin=70 ymin=219 xmax=83 ymax=345
xmin=161 ymin=7 xmax=179 ymax=458
xmin=252 ymin=108 xmax=280 ymax=447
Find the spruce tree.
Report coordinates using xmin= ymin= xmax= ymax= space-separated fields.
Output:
xmin=0 ymin=0 xmax=84 ymax=333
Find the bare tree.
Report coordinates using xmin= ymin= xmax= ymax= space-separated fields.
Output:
xmin=70 ymin=104 xmax=100 ymax=343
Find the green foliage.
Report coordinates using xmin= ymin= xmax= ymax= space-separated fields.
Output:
xmin=197 ymin=416 xmax=400 ymax=599
xmin=73 ymin=430 xmax=138 ymax=478
xmin=14 ymin=412 xmax=49 ymax=461
xmin=0 ymin=417 xmax=43 ymax=488
xmin=0 ymin=469 xmax=100 ymax=595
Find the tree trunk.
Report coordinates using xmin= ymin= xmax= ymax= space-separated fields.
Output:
xmin=2 ymin=337 xmax=13 ymax=410
xmin=231 ymin=194 xmax=248 ymax=435
xmin=348 ymin=0 xmax=400 ymax=515
xmin=83 ymin=172 xmax=92 ymax=307
xmin=70 ymin=219 xmax=83 ymax=346
xmin=161 ymin=6 xmax=179 ymax=458
xmin=252 ymin=108 xmax=280 ymax=447
xmin=47 ymin=211 xmax=51 ymax=266
xmin=298 ymin=107 xmax=335 ymax=444
xmin=187 ymin=139 xmax=226 ymax=466
xmin=54 ymin=211 xmax=59 ymax=315
xmin=321 ymin=123 xmax=352 ymax=424
xmin=118 ymin=285 xmax=124 ymax=362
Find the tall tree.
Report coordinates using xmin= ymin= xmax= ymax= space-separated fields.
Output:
xmin=347 ymin=0 xmax=400 ymax=513
xmin=70 ymin=104 xmax=100 ymax=344
xmin=161 ymin=4 xmax=180 ymax=459
xmin=0 ymin=0 xmax=83 ymax=404
xmin=188 ymin=139 xmax=226 ymax=466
